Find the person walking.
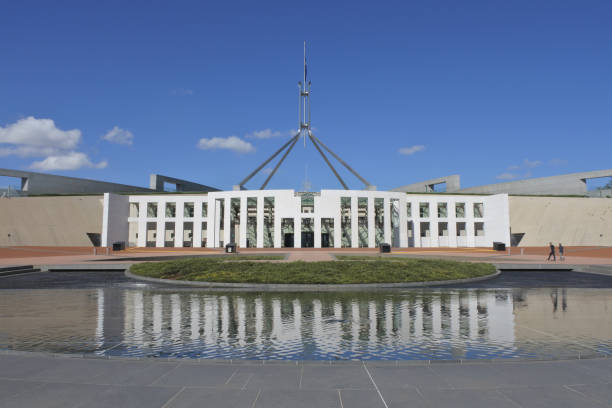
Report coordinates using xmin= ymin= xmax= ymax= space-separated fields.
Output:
xmin=558 ymin=243 xmax=564 ymax=261
xmin=547 ymin=242 xmax=556 ymax=261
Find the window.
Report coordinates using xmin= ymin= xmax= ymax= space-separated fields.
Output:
xmin=129 ymin=202 xmax=139 ymax=217
xmin=147 ymin=203 xmax=158 ymax=218
xmin=184 ymin=202 xmax=194 ymax=218
xmin=420 ymin=222 xmax=430 ymax=237
xmin=374 ymin=198 xmax=384 ymax=247
xmin=358 ymin=197 xmax=368 ymax=247
xmin=406 ymin=202 xmax=412 ymax=218
xmin=340 ymin=197 xmax=351 ymax=248
xmin=419 ymin=202 xmax=429 ymax=218
xmin=263 ymin=197 xmax=274 ymax=248
xmin=456 ymin=222 xmax=466 ymax=236
xmin=455 ymin=202 xmax=465 ymax=218
xmin=438 ymin=222 xmax=448 ymax=237
xmin=301 ymin=194 xmax=314 ymax=213
xmin=202 ymin=202 xmax=208 ymax=217
xmin=475 ymin=222 xmax=485 ymax=236
xmin=165 ymin=202 xmax=176 ymax=218
xmin=474 ymin=203 xmax=484 ymax=218
xmin=437 ymin=203 xmax=447 ymax=218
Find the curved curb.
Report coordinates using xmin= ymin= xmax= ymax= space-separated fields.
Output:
xmin=124 ymin=267 xmax=501 ymax=291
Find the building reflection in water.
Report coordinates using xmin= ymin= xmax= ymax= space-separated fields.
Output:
xmin=116 ymin=289 xmax=519 ymax=359
xmin=1 ymin=288 xmax=610 ymax=359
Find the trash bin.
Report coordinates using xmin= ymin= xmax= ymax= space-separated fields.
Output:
xmin=225 ymin=242 xmax=237 ymax=253
xmin=379 ymin=243 xmax=391 ymax=253
xmin=112 ymin=241 xmax=125 ymax=251
xmin=493 ymin=242 xmax=506 ymax=251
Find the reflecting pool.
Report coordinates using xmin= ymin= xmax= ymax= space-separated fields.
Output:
xmin=1 ymin=288 xmax=611 ymax=360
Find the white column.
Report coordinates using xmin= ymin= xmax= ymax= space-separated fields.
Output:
xmin=137 ymin=215 xmax=147 ymax=247
xmin=368 ymin=197 xmax=375 ymax=248
xmin=175 ymin=201 xmax=184 ymax=248
xmin=314 ymin=217 xmax=321 ymax=248
xmin=383 ymin=197 xmax=391 ymax=245
xmin=256 ymin=196 xmax=264 ymax=248
xmin=239 ymin=196 xmax=247 ymax=248
xmin=399 ymin=199 xmax=408 ymax=248
xmin=193 ymin=201 xmax=202 ymax=248
xmin=294 ymin=217 xmax=301 ymax=248
xmin=223 ymin=197 xmax=230 ymax=247
xmin=213 ymin=199 xmax=221 ymax=248
xmin=274 ymin=205 xmax=281 ymax=248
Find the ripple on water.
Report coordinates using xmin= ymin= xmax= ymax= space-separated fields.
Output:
xmin=1 ymin=288 xmax=611 ymax=360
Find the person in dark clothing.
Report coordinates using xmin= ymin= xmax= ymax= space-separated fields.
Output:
xmin=558 ymin=243 xmax=564 ymax=261
xmin=547 ymin=242 xmax=556 ymax=261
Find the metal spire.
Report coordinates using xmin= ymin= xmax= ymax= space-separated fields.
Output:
xmin=236 ymin=42 xmax=375 ymax=191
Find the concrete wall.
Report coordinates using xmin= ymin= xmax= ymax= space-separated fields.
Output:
xmin=0 ymin=195 xmax=103 ymax=246
xmin=393 ymin=175 xmax=460 ymax=193
xmin=101 ymin=193 xmax=130 ymax=247
xmin=509 ymin=196 xmax=612 ymax=246
xmin=0 ymin=168 xmax=152 ymax=195
xmin=459 ymin=169 xmax=612 ymax=196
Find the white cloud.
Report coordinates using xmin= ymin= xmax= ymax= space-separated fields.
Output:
xmin=0 ymin=117 xmax=107 ymax=171
xmin=496 ymin=172 xmax=519 ymax=180
xmin=30 ymin=152 xmax=108 ymax=171
xmin=0 ymin=116 xmax=80 ymax=155
xmin=102 ymin=126 xmax=134 ymax=145
xmin=197 ymin=136 xmax=254 ymax=153
xmin=245 ymin=129 xmax=297 ymax=139
xmin=399 ymin=145 xmax=425 ymax=155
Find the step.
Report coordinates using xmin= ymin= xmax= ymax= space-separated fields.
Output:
xmin=0 ymin=265 xmax=34 ymax=273
xmin=0 ymin=267 xmax=41 ymax=277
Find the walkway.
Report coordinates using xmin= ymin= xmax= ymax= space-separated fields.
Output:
xmin=0 ymin=353 xmax=610 ymax=407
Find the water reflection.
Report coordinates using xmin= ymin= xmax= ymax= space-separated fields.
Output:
xmin=0 ymin=288 xmax=611 ymax=360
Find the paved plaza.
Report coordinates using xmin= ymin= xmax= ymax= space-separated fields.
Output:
xmin=0 ymin=353 xmax=611 ymax=407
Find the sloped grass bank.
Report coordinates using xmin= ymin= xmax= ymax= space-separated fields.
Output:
xmin=130 ymin=256 xmax=495 ymax=284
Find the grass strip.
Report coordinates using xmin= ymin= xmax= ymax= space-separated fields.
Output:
xmin=130 ymin=256 xmax=495 ymax=284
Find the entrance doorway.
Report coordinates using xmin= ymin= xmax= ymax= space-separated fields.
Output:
xmin=301 ymin=232 xmax=314 ymax=248
xmin=284 ymin=233 xmax=294 ymax=248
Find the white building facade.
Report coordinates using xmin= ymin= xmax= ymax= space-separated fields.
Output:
xmin=102 ymin=190 xmax=510 ymax=249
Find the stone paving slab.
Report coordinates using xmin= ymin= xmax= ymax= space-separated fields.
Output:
xmin=0 ymin=354 xmax=611 ymax=408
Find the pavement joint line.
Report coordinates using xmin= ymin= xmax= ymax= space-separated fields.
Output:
xmin=495 ymin=389 xmax=525 ymax=408
xmin=561 ymin=384 xmax=610 ymax=408
xmin=241 ymin=373 xmax=254 ymax=390
xmin=362 ymin=363 xmax=389 ymax=408
xmin=148 ymin=362 xmax=182 ymax=386
xmin=160 ymin=386 xmax=186 ymax=408
xmin=298 ymin=365 xmax=304 ymax=389
xmin=250 ymin=389 xmax=262 ymax=408
xmin=338 ymin=389 xmax=344 ymax=408
xmin=224 ymin=368 xmax=238 ymax=385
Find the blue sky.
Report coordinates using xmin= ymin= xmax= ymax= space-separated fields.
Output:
xmin=1 ymin=0 xmax=611 ymax=191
